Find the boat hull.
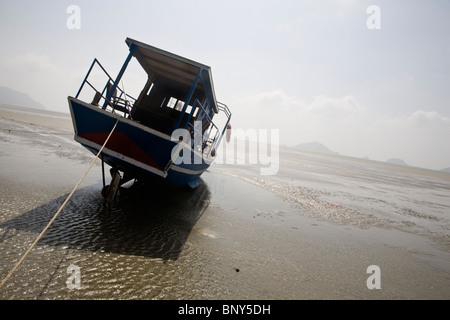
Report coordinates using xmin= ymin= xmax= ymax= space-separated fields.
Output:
xmin=68 ymin=97 xmax=211 ymax=188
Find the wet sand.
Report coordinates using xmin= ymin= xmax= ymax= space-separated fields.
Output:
xmin=0 ymin=104 xmax=449 ymax=300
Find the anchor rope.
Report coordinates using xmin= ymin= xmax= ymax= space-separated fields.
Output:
xmin=0 ymin=118 xmax=119 ymax=290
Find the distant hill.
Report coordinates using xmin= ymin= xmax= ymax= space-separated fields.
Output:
xmin=0 ymin=86 xmax=45 ymax=110
xmin=440 ymin=167 xmax=450 ymax=173
xmin=293 ymin=141 xmax=339 ymax=155
xmin=386 ymin=158 xmax=408 ymax=166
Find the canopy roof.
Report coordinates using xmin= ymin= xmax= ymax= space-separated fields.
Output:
xmin=125 ymin=38 xmax=218 ymax=113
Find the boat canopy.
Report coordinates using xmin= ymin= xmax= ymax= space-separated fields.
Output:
xmin=125 ymin=38 xmax=218 ymax=114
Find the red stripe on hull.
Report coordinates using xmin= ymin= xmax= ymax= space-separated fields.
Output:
xmin=79 ymin=131 xmax=163 ymax=171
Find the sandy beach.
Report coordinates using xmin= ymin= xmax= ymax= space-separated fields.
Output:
xmin=0 ymin=103 xmax=449 ymax=300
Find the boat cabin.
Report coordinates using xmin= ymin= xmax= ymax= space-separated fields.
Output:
xmin=76 ymin=38 xmax=230 ymax=156
xmin=128 ymin=39 xmax=217 ymax=137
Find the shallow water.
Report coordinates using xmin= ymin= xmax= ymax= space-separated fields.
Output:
xmin=0 ymin=173 xmax=312 ymax=299
xmin=217 ymin=147 xmax=450 ymax=251
xmin=0 ymin=181 xmax=214 ymax=299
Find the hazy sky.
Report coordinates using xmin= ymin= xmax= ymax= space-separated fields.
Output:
xmin=0 ymin=0 xmax=449 ymax=170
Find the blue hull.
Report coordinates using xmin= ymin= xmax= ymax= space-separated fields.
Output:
xmin=69 ymin=97 xmax=211 ymax=188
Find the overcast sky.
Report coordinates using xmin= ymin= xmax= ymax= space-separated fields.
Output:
xmin=0 ymin=0 xmax=449 ymax=170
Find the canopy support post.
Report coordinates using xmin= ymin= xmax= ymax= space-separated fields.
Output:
xmin=103 ymin=43 xmax=137 ymax=110
xmin=173 ymin=69 xmax=201 ymax=131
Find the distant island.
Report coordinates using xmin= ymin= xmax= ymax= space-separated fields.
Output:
xmin=0 ymin=86 xmax=45 ymax=110
xmin=293 ymin=141 xmax=339 ymax=155
xmin=292 ymin=141 xmax=449 ymax=173
xmin=386 ymin=158 xmax=409 ymax=167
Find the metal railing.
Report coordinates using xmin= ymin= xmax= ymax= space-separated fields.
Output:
xmin=187 ymin=99 xmax=231 ymax=158
xmin=75 ymin=58 xmax=136 ymax=117
xmin=217 ymin=101 xmax=231 ymax=137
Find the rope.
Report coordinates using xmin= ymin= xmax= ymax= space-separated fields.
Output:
xmin=0 ymin=118 xmax=120 ymax=290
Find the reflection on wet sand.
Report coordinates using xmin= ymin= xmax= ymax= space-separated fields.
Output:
xmin=0 ymin=181 xmax=210 ymax=262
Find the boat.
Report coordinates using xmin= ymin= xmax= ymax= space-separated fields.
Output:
xmin=68 ymin=38 xmax=231 ymax=199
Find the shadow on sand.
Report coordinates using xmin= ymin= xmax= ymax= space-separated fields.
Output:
xmin=0 ymin=180 xmax=211 ymax=261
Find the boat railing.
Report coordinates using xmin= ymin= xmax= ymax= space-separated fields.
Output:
xmin=217 ymin=101 xmax=231 ymax=136
xmin=187 ymin=99 xmax=231 ymax=158
xmin=75 ymin=58 xmax=136 ymax=117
